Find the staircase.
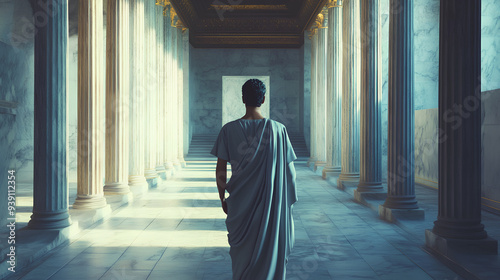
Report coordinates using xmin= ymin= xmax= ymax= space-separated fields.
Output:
xmin=186 ymin=132 xmax=309 ymax=160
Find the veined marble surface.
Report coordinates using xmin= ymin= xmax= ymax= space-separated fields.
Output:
xmin=190 ymin=48 xmax=302 ymax=134
xmin=414 ymin=89 xmax=500 ymax=212
xmin=414 ymin=108 xmax=439 ymax=185
xmin=482 ymin=0 xmax=500 ymax=91
xmin=222 ymin=76 xmax=270 ymax=126
xmin=482 ymin=89 xmax=500 ymax=208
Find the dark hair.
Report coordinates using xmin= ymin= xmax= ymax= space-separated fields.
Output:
xmin=242 ymin=79 xmax=266 ymax=107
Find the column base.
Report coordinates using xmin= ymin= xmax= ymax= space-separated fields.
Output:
xmin=356 ymin=182 xmax=383 ymax=193
xmin=322 ymin=166 xmax=341 ymax=179
xmin=128 ymin=175 xmax=149 ymax=195
xmin=378 ymin=204 xmax=425 ymax=222
xmin=28 ymin=209 xmax=72 ymax=229
xmin=164 ymin=161 xmax=175 ymax=178
xmin=105 ymin=192 xmax=134 ymax=205
xmin=354 ymin=189 xmax=387 ymax=205
xmin=72 ymin=195 xmax=108 ymax=210
xmin=144 ymin=168 xmax=158 ymax=180
xmin=147 ymin=177 xmax=159 ymax=189
xmin=173 ymin=159 xmax=181 ymax=170
xmin=71 ymin=204 xmax=112 ymax=225
xmin=104 ymin=182 xmax=131 ymax=195
xmin=306 ymin=157 xmax=316 ymax=167
xmin=425 ymin=229 xmax=498 ymax=255
xmin=313 ymin=161 xmax=326 ymax=173
xmin=337 ymin=173 xmax=360 ymax=190
xmin=179 ymin=158 xmax=187 ymax=167
xmin=156 ymin=165 xmax=167 ymax=180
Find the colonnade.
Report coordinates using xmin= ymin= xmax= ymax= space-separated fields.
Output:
xmin=29 ymin=0 xmax=187 ymax=228
xmin=308 ymin=0 xmax=497 ymax=254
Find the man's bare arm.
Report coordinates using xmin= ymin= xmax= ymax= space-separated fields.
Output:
xmin=216 ymin=158 xmax=227 ymax=200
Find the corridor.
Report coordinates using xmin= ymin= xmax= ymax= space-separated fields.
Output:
xmin=13 ymin=153 xmax=464 ymax=280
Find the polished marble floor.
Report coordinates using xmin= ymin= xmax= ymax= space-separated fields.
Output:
xmin=14 ymin=158 xmax=465 ymax=280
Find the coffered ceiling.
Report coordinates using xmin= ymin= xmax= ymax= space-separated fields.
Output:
xmin=170 ymin=0 xmax=327 ymax=48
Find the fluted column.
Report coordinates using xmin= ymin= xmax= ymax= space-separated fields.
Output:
xmin=323 ymin=1 xmax=343 ymax=179
xmin=28 ymin=0 xmax=71 ymax=229
xmin=171 ymin=20 xmax=181 ymax=169
xmin=164 ymin=5 xmax=175 ymax=174
xmin=307 ymin=31 xmax=318 ymax=167
xmin=177 ymin=27 xmax=187 ymax=167
xmin=426 ymin=0 xmax=497 ymax=254
xmin=163 ymin=6 xmax=175 ymax=175
xmin=338 ymin=0 xmax=360 ymax=187
xmin=379 ymin=0 xmax=422 ymax=220
xmin=144 ymin=0 xmax=159 ymax=186
xmin=357 ymin=0 xmax=383 ymax=192
xmin=128 ymin=0 xmax=148 ymax=192
xmin=73 ymin=0 xmax=108 ymax=209
xmin=314 ymin=10 xmax=328 ymax=171
xmin=104 ymin=0 xmax=131 ymax=195
xmin=155 ymin=3 xmax=167 ymax=179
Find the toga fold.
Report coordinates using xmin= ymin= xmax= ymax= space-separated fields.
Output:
xmin=211 ymin=118 xmax=298 ymax=280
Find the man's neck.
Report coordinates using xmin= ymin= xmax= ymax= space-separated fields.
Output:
xmin=242 ymin=106 xmax=265 ymax=119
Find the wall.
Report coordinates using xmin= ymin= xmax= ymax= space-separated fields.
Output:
xmin=482 ymin=0 xmax=500 ymax=91
xmin=0 ymin=0 xmax=34 ymax=228
xmin=414 ymin=89 xmax=500 ymax=214
xmin=189 ymin=48 xmax=303 ymax=134
xmin=414 ymin=109 xmax=438 ymax=188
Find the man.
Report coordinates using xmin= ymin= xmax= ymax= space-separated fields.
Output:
xmin=210 ymin=79 xmax=298 ymax=280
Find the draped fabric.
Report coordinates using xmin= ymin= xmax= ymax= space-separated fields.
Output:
xmin=211 ymin=118 xmax=298 ymax=280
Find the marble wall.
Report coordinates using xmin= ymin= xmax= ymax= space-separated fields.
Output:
xmin=414 ymin=109 xmax=439 ymax=188
xmin=482 ymin=0 xmax=500 ymax=91
xmin=414 ymin=89 xmax=500 ymax=214
xmin=189 ymin=48 xmax=303 ymax=134
xmin=482 ymin=89 xmax=500 ymax=213
xmin=222 ymin=76 xmax=270 ymax=126
xmin=0 ymin=0 xmax=34 ymax=227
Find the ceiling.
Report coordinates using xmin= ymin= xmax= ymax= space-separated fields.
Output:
xmin=170 ymin=0 xmax=327 ymax=48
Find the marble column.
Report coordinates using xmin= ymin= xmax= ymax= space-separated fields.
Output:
xmin=177 ymin=27 xmax=187 ymax=167
xmin=307 ymin=31 xmax=318 ymax=168
xmin=356 ymin=0 xmax=383 ymax=192
xmin=379 ymin=0 xmax=423 ymax=221
xmin=104 ymin=0 xmax=131 ymax=195
xmin=144 ymin=0 xmax=159 ymax=187
xmin=171 ymin=20 xmax=181 ymax=169
xmin=164 ymin=6 xmax=175 ymax=174
xmin=28 ymin=0 xmax=71 ymax=229
xmin=337 ymin=0 xmax=360 ymax=188
xmin=155 ymin=3 xmax=167 ymax=180
xmin=426 ymin=0 xmax=497 ymax=254
xmin=128 ymin=0 xmax=148 ymax=192
xmin=323 ymin=1 xmax=343 ymax=179
xmin=73 ymin=0 xmax=108 ymax=209
xmin=163 ymin=6 xmax=175 ymax=175
xmin=314 ymin=10 xmax=328 ymax=172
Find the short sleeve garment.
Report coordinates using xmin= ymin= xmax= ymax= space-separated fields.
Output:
xmin=210 ymin=124 xmax=230 ymax=161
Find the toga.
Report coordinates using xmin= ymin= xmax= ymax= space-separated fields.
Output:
xmin=210 ymin=118 xmax=298 ymax=280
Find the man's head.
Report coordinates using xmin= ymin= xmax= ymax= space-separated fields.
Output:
xmin=242 ymin=79 xmax=266 ymax=107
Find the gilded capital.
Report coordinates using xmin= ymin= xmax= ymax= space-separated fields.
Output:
xmin=308 ymin=26 xmax=318 ymax=39
xmin=170 ymin=7 xmax=178 ymax=27
xmin=155 ymin=0 xmax=167 ymax=7
xmin=326 ymin=0 xmax=343 ymax=8
xmin=314 ymin=13 xmax=324 ymax=29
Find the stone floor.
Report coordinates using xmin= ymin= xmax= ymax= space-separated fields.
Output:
xmin=8 ymin=157 xmax=495 ymax=279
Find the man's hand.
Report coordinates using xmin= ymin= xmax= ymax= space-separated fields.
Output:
xmin=221 ymin=198 xmax=228 ymax=214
